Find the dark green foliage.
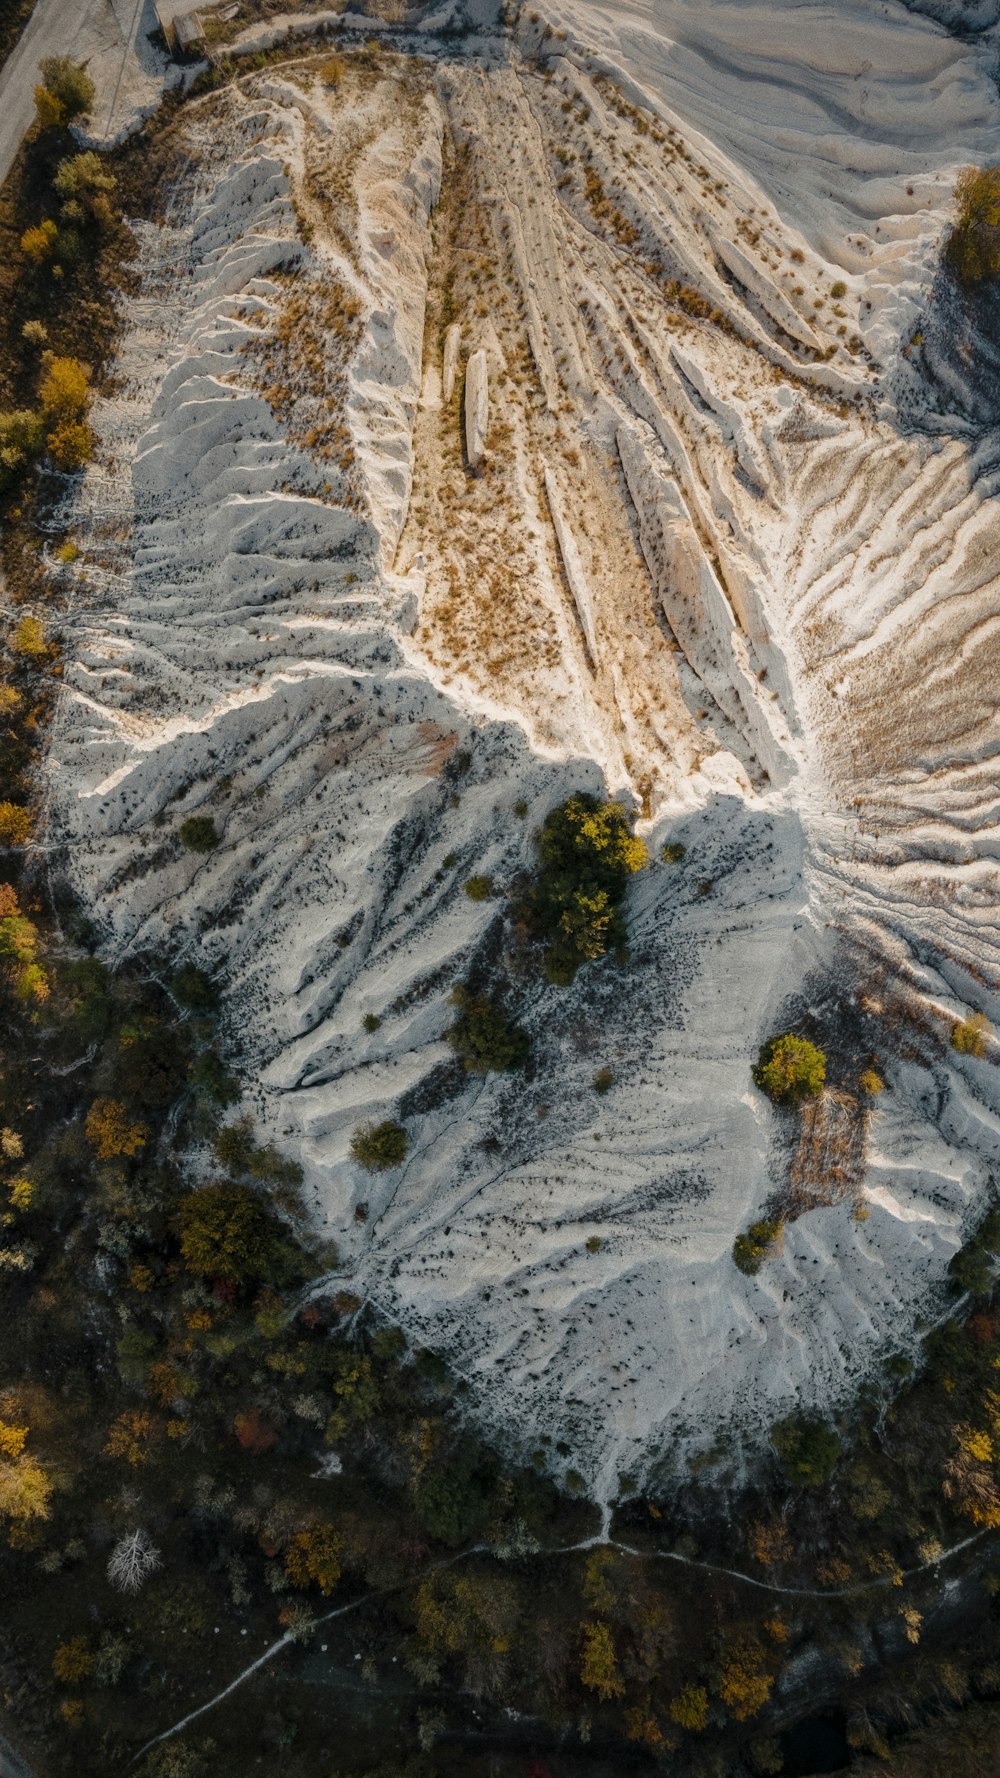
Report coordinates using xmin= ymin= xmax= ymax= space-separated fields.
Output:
xmin=350 ymin=1118 xmax=408 ymax=1172
xmin=171 ymin=964 xmax=219 ymax=1014
xmin=463 ymin=874 xmax=494 ymax=901
xmin=752 ymin=1033 xmax=826 ymax=1106
xmin=661 ymin=840 xmax=686 ymax=863
xmin=949 ymin=1242 xmax=995 ymax=1298
xmin=523 ymin=792 xmax=648 ymax=985
xmin=413 ymin=1441 xmax=492 ymax=1546
xmin=190 ymin=1047 xmax=240 ymax=1106
xmin=593 ymin=1066 xmax=615 ymax=1094
xmin=771 ymin=1413 xmax=840 ymax=1487
xmin=211 ymin=1115 xmax=304 ymax=1188
xmin=733 ymin=1218 xmax=782 ymax=1275
xmin=177 ymin=1181 xmax=291 ymax=1286
xmin=116 ymin=1017 xmax=190 ymax=1109
xmin=445 ymin=985 xmax=528 ymax=1075
xmin=362 ymin=1012 xmax=382 ymax=1033
xmin=178 ymin=815 xmax=219 ymax=853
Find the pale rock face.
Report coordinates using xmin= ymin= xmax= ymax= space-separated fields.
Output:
xmin=463 ymin=347 xmax=489 ymax=467
xmin=46 ymin=5 xmax=1000 ymax=1496
xmin=442 ymin=322 xmax=462 ymax=404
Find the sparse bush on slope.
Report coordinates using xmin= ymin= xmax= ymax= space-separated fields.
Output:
xmin=446 ymin=985 xmax=528 ymax=1075
xmin=771 ymin=1412 xmax=840 ymax=1487
xmin=350 ymin=1117 xmax=408 ymax=1171
xmin=733 ymin=1218 xmax=783 ymax=1275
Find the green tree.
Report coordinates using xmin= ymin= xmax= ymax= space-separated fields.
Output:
xmin=526 ymin=792 xmax=647 ymax=984
xmin=177 ymin=1182 xmax=289 ymax=1285
xmin=752 ymin=1033 xmax=825 ymax=1106
xmin=350 ymin=1119 xmax=407 ymax=1172
xmin=770 ymin=1413 xmax=840 ymax=1487
xmin=445 ymin=985 xmax=528 ymax=1074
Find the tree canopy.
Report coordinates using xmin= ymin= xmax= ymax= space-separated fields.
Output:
xmin=525 ymin=793 xmax=648 ymax=984
xmin=752 ymin=1033 xmax=826 ymax=1106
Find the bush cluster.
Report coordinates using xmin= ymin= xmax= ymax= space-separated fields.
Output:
xmin=445 ymin=985 xmax=528 ymax=1075
xmin=733 ymin=1218 xmax=782 ymax=1276
xmin=522 ymin=792 xmax=647 ymax=985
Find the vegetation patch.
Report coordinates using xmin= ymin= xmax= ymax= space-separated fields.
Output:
xmin=945 ymin=165 xmax=1000 ymax=285
xmin=445 ymin=984 xmax=528 ymax=1075
xmin=349 ymin=1117 xmax=408 ymax=1171
xmin=752 ymin=1032 xmax=826 ymax=1106
xmin=518 ymin=791 xmax=647 ymax=985
xmin=733 ymin=1217 xmax=783 ymax=1276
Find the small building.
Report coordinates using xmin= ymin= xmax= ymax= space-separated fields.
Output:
xmin=155 ymin=1 xmax=207 ymax=55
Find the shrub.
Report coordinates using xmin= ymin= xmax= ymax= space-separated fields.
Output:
xmin=11 ymin=615 xmax=46 ymax=656
xmin=770 ymin=1413 xmax=840 ymax=1487
xmin=445 ymin=985 xmax=528 ymax=1074
xmin=53 ymin=151 xmax=116 ymax=226
xmin=350 ymin=1119 xmax=407 ymax=1172
xmin=952 ymin=1013 xmax=989 ymax=1058
xmin=362 ymin=1012 xmax=381 ymax=1033
xmin=179 ymin=816 xmax=219 ymax=853
xmin=733 ymin=1219 xmax=782 ymax=1275
xmin=463 ymin=874 xmax=494 ymax=901
xmin=946 ymin=166 xmax=1000 ymax=285
xmin=525 ymin=792 xmax=647 ymax=984
xmin=661 ymin=840 xmax=686 ymax=863
xmin=34 ymin=57 xmax=95 ymax=129
xmin=859 ymin=1068 xmax=884 ymax=1096
xmin=178 ymin=1182 xmax=290 ymax=1285
xmin=593 ymin=1066 xmax=615 ymax=1093
xmin=830 ymin=279 xmax=847 ymax=298
xmin=320 ymin=56 xmax=346 ymax=86
xmin=20 ymin=220 xmax=58 ymax=266
xmin=752 ymin=1033 xmax=825 ymax=1106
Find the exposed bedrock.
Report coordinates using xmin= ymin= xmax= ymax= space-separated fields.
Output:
xmin=43 ymin=20 xmax=1000 ymax=1491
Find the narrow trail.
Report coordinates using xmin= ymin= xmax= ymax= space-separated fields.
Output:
xmin=129 ymin=1525 xmax=992 ymax=1763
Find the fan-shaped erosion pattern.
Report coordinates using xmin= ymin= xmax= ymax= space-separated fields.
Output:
xmin=43 ymin=4 xmax=1000 ymax=1496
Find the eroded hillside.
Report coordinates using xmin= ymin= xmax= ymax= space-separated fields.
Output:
xmin=43 ymin=3 xmax=1000 ymax=1495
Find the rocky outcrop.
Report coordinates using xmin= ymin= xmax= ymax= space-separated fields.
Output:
xmin=464 ymin=347 xmax=488 ymax=467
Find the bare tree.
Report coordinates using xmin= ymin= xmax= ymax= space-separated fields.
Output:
xmin=107 ymin=1528 xmax=161 ymax=1594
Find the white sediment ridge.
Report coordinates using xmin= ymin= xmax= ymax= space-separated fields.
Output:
xmin=42 ymin=0 xmax=1000 ymax=1497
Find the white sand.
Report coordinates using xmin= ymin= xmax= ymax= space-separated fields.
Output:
xmin=41 ymin=1 xmax=1000 ymax=1495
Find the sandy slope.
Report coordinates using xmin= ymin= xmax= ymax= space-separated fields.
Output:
xmin=42 ymin=2 xmax=1000 ymax=1494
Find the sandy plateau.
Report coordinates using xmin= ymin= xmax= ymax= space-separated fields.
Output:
xmin=41 ymin=0 xmax=1000 ymax=1497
